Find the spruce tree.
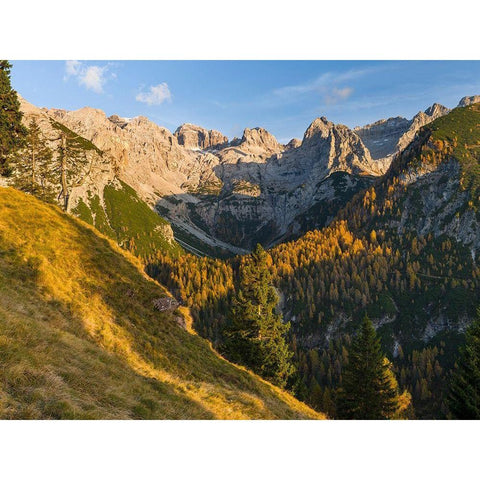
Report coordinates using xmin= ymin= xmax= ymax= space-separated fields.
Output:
xmin=337 ymin=315 xmax=399 ymax=419
xmin=224 ymin=244 xmax=294 ymax=387
xmin=11 ymin=118 xmax=55 ymax=202
xmin=448 ymin=314 xmax=480 ymax=419
xmin=0 ymin=60 xmax=27 ymax=175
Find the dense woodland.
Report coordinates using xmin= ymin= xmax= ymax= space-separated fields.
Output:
xmin=147 ymin=161 xmax=480 ymax=418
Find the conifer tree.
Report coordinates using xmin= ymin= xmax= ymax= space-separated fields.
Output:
xmin=448 ymin=313 xmax=480 ymax=419
xmin=337 ymin=315 xmax=399 ymax=419
xmin=11 ymin=118 xmax=55 ymax=202
xmin=0 ymin=60 xmax=27 ymax=175
xmin=224 ymin=244 xmax=294 ymax=387
xmin=53 ymin=129 xmax=92 ymax=210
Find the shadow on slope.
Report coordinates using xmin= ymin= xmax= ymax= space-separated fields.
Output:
xmin=0 ymin=187 xmax=322 ymax=419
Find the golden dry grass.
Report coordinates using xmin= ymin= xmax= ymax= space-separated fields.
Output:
xmin=0 ymin=187 xmax=323 ymax=419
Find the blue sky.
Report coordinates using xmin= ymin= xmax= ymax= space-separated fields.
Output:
xmin=11 ymin=61 xmax=480 ymax=143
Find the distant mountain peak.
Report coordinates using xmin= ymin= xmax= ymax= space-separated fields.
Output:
xmin=174 ymin=123 xmax=228 ymax=150
xmin=424 ymin=103 xmax=449 ymax=117
xmin=458 ymin=95 xmax=480 ymax=107
xmin=239 ymin=127 xmax=281 ymax=153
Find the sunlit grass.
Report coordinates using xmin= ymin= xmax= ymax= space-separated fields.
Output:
xmin=0 ymin=187 xmax=323 ymax=419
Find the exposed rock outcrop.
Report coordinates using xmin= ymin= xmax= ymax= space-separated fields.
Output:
xmin=174 ymin=123 xmax=228 ymax=150
xmin=355 ymin=117 xmax=411 ymax=160
xmin=458 ymin=95 xmax=480 ymax=107
xmin=285 ymin=138 xmax=302 ymax=150
xmin=355 ymin=103 xmax=450 ymax=172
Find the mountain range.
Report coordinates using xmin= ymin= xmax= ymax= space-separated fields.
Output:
xmin=16 ymin=94 xmax=474 ymax=256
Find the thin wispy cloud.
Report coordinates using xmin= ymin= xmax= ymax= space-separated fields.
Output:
xmin=64 ymin=61 xmax=110 ymax=94
xmin=272 ymin=69 xmax=364 ymax=98
xmin=269 ymin=67 xmax=385 ymax=108
xmin=324 ymin=87 xmax=354 ymax=105
xmin=136 ymin=83 xmax=172 ymax=105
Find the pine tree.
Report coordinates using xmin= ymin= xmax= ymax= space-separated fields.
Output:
xmin=11 ymin=118 xmax=55 ymax=202
xmin=0 ymin=60 xmax=27 ymax=175
xmin=448 ymin=313 xmax=480 ymax=419
xmin=224 ymin=244 xmax=294 ymax=387
xmin=337 ymin=315 xmax=399 ymax=419
xmin=53 ymin=129 xmax=92 ymax=210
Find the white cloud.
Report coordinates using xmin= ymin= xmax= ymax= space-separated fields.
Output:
xmin=65 ymin=60 xmax=82 ymax=77
xmin=64 ymin=61 xmax=109 ymax=94
xmin=136 ymin=83 xmax=172 ymax=105
xmin=79 ymin=66 xmax=107 ymax=94
xmin=324 ymin=87 xmax=354 ymax=105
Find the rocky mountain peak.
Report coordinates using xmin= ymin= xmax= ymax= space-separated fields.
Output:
xmin=174 ymin=123 xmax=228 ymax=150
xmin=424 ymin=103 xmax=449 ymax=117
xmin=458 ymin=95 xmax=480 ymax=107
xmin=285 ymin=138 xmax=302 ymax=150
xmin=108 ymin=115 xmax=130 ymax=128
xmin=239 ymin=127 xmax=281 ymax=153
xmin=303 ymin=116 xmax=335 ymax=140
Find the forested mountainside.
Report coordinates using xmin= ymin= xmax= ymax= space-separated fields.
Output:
xmin=0 ymin=187 xmax=321 ymax=419
xmin=148 ymin=104 xmax=480 ymax=418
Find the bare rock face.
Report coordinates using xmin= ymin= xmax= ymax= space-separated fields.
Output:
xmin=18 ymin=98 xmax=385 ymax=251
xmin=285 ymin=138 xmax=302 ymax=150
xmin=174 ymin=123 xmax=228 ymax=150
xmin=184 ymin=117 xmax=384 ymax=248
xmin=396 ymin=103 xmax=449 ymax=153
xmin=458 ymin=95 xmax=480 ymax=107
xmin=355 ymin=117 xmax=411 ymax=160
xmin=301 ymin=117 xmax=381 ymax=175
xmin=355 ymin=103 xmax=450 ymax=173
xmin=238 ymin=127 xmax=282 ymax=155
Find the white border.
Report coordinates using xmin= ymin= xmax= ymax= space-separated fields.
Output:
xmin=2 ymin=0 xmax=480 ymax=60
xmin=1 ymin=0 xmax=479 ymax=477
xmin=0 ymin=420 xmax=478 ymax=478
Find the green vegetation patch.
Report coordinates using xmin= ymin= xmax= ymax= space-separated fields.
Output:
xmin=103 ymin=180 xmax=182 ymax=257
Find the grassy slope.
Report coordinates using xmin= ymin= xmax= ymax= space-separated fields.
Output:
xmin=0 ymin=187 xmax=322 ymax=419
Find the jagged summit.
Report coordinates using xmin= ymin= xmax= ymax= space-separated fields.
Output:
xmin=424 ymin=102 xmax=449 ymax=117
xmin=458 ymin=95 xmax=480 ymax=107
xmin=285 ymin=138 xmax=302 ymax=150
xmin=355 ymin=102 xmax=450 ymax=165
xmin=108 ymin=114 xmax=130 ymax=128
xmin=239 ymin=127 xmax=281 ymax=153
xmin=303 ymin=116 xmax=335 ymax=140
xmin=174 ymin=123 xmax=228 ymax=150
